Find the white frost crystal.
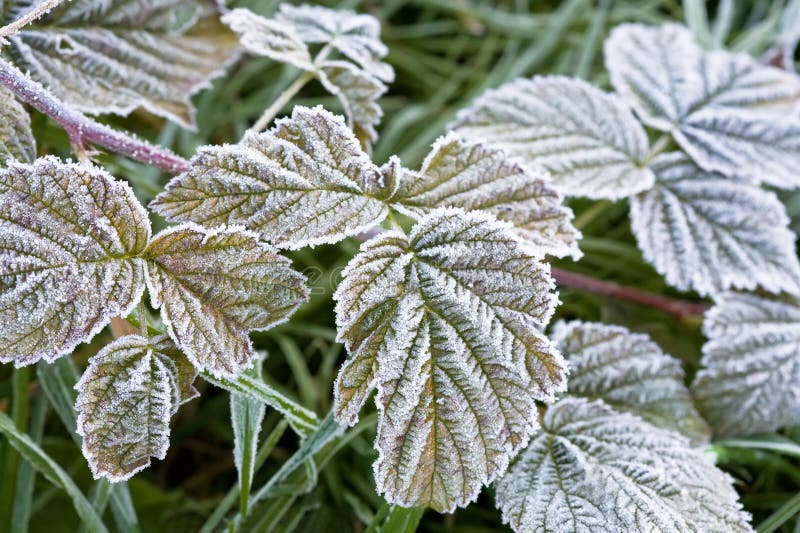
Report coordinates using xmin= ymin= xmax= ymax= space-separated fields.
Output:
xmin=0 ymin=86 xmax=36 ymax=165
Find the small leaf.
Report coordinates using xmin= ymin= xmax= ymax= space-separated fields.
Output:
xmin=551 ymin=320 xmax=709 ymax=443
xmin=75 ymin=334 xmax=191 ymax=481
xmin=144 ymin=223 xmax=308 ymax=377
xmin=0 ymin=157 xmax=150 ymax=366
xmin=0 ymin=86 xmax=35 ymax=165
xmin=495 ymin=398 xmax=752 ymax=533
xmin=451 ymin=75 xmax=654 ymax=200
xmin=334 ymin=207 xmax=566 ymax=512
xmin=391 ymin=134 xmax=581 ymax=259
xmin=692 ymin=292 xmax=800 ymax=436
xmin=630 ymin=152 xmax=800 ymax=296
xmin=151 ymin=106 xmax=389 ymax=249
xmin=221 ymin=8 xmax=314 ymax=71
xmin=605 ymin=23 xmax=800 ymax=187
xmin=230 ymin=360 xmax=266 ymax=517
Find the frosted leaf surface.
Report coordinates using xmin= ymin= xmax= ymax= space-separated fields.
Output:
xmin=391 ymin=134 xmax=581 ymax=259
xmin=630 ymin=153 xmax=800 ymax=296
xmin=4 ymin=0 xmax=239 ymax=128
xmin=450 ymin=76 xmax=654 ymax=200
xmin=144 ymin=224 xmax=308 ymax=377
xmin=75 ymin=334 xmax=196 ymax=481
xmin=605 ymin=23 xmax=800 ymax=187
xmin=333 ymin=208 xmax=566 ymax=512
xmin=151 ymin=106 xmax=389 ymax=249
xmin=692 ymin=292 xmax=800 ymax=436
xmin=275 ymin=4 xmax=394 ymax=83
xmin=495 ymin=398 xmax=752 ymax=533
xmin=551 ymin=320 xmax=709 ymax=443
xmin=0 ymin=86 xmax=35 ymax=165
xmin=0 ymin=157 xmax=149 ymax=366
xmin=221 ymin=8 xmax=314 ymax=71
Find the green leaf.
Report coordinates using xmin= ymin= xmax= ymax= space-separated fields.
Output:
xmin=230 ymin=363 xmax=266 ymax=518
xmin=0 ymin=85 xmax=35 ymax=165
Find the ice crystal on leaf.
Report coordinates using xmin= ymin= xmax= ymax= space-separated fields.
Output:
xmin=3 ymin=0 xmax=239 ymax=128
xmin=451 ymin=75 xmax=654 ymax=200
xmin=333 ymin=207 xmax=566 ymax=512
xmin=151 ymin=106 xmax=389 ymax=249
xmin=495 ymin=398 xmax=752 ymax=533
xmin=630 ymin=153 xmax=800 ymax=296
xmin=605 ymin=23 xmax=800 ymax=188
xmin=390 ymin=133 xmax=582 ymax=259
xmin=692 ymin=292 xmax=800 ymax=436
xmin=75 ymin=334 xmax=198 ymax=482
xmin=0 ymin=157 xmax=150 ymax=366
xmin=0 ymin=86 xmax=35 ymax=165
xmin=551 ymin=320 xmax=709 ymax=443
xmin=221 ymin=8 xmax=314 ymax=71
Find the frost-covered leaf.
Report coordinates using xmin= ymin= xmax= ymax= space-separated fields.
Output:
xmin=496 ymin=397 xmax=752 ymax=533
xmin=692 ymin=292 xmax=800 ymax=436
xmin=0 ymin=86 xmax=35 ymax=165
xmin=221 ymin=8 xmax=314 ymax=71
xmin=630 ymin=153 xmax=800 ymax=296
xmin=0 ymin=157 xmax=149 ymax=366
xmin=275 ymin=4 xmax=394 ymax=82
xmin=451 ymin=76 xmax=654 ymax=200
xmin=605 ymin=23 xmax=800 ymax=188
xmin=76 ymin=334 xmax=194 ymax=481
xmin=151 ymin=106 xmax=389 ymax=249
xmin=4 ymin=0 xmax=239 ymax=128
xmin=334 ymin=207 xmax=565 ymax=512
xmin=551 ymin=320 xmax=709 ymax=443
xmin=230 ymin=358 xmax=266 ymax=511
xmin=144 ymin=224 xmax=308 ymax=377
xmin=391 ymin=134 xmax=581 ymax=259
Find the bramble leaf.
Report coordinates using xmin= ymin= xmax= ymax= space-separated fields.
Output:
xmin=0 ymin=86 xmax=35 ymax=165
xmin=221 ymin=8 xmax=314 ymax=71
xmin=143 ymin=224 xmax=308 ymax=377
xmin=495 ymin=398 xmax=752 ymax=533
xmin=605 ymin=23 xmax=800 ymax=188
xmin=630 ymin=153 xmax=800 ymax=296
xmin=151 ymin=106 xmax=389 ymax=249
xmin=0 ymin=157 xmax=150 ymax=366
xmin=75 ymin=334 xmax=196 ymax=481
xmin=551 ymin=320 xmax=709 ymax=443
xmin=3 ymin=0 xmax=239 ymax=128
xmin=692 ymin=292 xmax=800 ymax=436
xmin=391 ymin=134 xmax=581 ymax=259
xmin=451 ymin=75 xmax=654 ymax=200
xmin=334 ymin=208 xmax=566 ymax=512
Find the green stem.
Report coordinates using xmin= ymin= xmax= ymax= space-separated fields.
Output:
xmin=758 ymin=492 xmax=800 ymax=533
xmin=644 ymin=133 xmax=672 ymax=164
xmin=382 ymin=506 xmax=425 ymax=533
xmin=0 ymin=367 xmax=30 ymax=529
xmin=250 ymin=71 xmax=316 ymax=133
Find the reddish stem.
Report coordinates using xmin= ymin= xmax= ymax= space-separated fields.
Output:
xmin=551 ymin=267 xmax=709 ymax=319
xmin=0 ymin=59 xmax=190 ymax=174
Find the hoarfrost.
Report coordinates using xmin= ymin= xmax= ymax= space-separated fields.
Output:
xmin=0 ymin=86 xmax=36 ymax=165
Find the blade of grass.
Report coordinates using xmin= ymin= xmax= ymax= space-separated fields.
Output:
xmin=11 ymin=388 xmax=47 ymax=533
xmin=275 ymin=334 xmax=317 ymax=409
xmin=715 ymin=436 xmax=800 ymax=460
xmin=230 ymin=366 xmax=266 ymax=520
xmin=0 ymin=367 xmax=29 ymax=528
xmin=382 ymin=506 xmax=426 ymax=533
xmin=757 ymin=492 xmax=800 ymax=533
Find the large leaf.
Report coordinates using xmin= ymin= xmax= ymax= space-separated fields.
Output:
xmin=0 ymin=157 xmax=149 ymax=366
xmin=692 ymin=292 xmax=800 ymax=436
xmin=391 ymin=134 xmax=581 ymax=259
xmin=0 ymin=86 xmax=35 ymax=165
xmin=151 ymin=106 xmax=389 ymax=249
xmin=75 ymin=334 xmax=197 ymax=481
xmin=605 ymin=23 xmax=800 ymax=188
xmin=551 ymin=320 xmax=709 ymax=443
xmin=630 ymin=153 xmax=800 ymax=296
xmin=144 ymin=224 xmax=308 ymax=377
xmin=451 ymin=75 xmax=654 ymax=200
xmin=221 ymin=8 xmax=314 ymax=71
xmin=333 ymin=208 xmax=566 ymax=512
xmin=495 ymin=398 xmax=752 ymax=533
xmin=3 ymin=0 xmax=239 ymax=128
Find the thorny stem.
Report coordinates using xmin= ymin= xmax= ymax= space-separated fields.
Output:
xmin=0 ymin=0 xmax=70 ymax=39
xmin=0 ymin=59 xmax=190 ymax=173
xmin=551 ymin=267 xmax=709 ymax=319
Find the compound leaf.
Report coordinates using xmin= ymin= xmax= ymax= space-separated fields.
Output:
xmin=630 ymin=153 xmax=800 ymax=296
xmin=605 ymin=23 xmax=800 ymax=187
xmin=4 ymin=0 xmax=239 ymax=128
xmin=451 ymin=75 xmax=654 ymax=200
xmin=391 ymin=134 xmax=581 ymax=259
xmin=551 ymin=320 xmax=709 ymax=443
xmin=75 ymin=334 xmax=195 ymax=481
xmin=144 ymin=224 xmax=309 ymax=377
xmin=0 ymin=157 xmax=149 ymax=366
xmin=334 ymin=208 xmax=566 ymax=512
xmin=222 ymin=8 xmax=314 ymax=71
xmin=496 ymin=398 xmax=752 ymax=533
xmin=151 ymin=106 xmax=389 ymax=249
xmin=692 ymin=292 xmax=800 ymax=436
xmin=0 ymin=86 xmax=35 ymax=165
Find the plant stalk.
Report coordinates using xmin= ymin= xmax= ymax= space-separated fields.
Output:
xmin=0 ymin=0 xmax=70 ymax=38
xmin=249 ymin=71 xmax=316 ymax=133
